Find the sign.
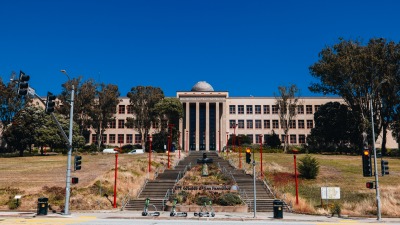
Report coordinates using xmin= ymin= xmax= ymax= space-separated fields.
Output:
xmin=320 ymin=187 xmax=340 ymax=199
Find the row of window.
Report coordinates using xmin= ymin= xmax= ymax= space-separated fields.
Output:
xmin=229 ymin=119 xmax=314 ymax=129
xmin=108 ymin=120 xmax=160 ymax=129
xmin=92 ymin=134 xmax=142 ymax=144
xmin=229 ymin=105 xmax=320 ymax=115
xmin=93 ymin=133 xmax=308 ymax=145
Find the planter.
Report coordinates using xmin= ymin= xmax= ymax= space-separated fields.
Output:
xmin=165 ymin=204 xmax=248 ymax=212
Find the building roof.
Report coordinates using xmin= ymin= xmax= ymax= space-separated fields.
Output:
xmin=191 ymin=81 xmax=214 ymax=92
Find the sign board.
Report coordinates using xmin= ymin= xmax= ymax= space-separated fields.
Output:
xmin=320 ymin=187 xmax=340 ymax=200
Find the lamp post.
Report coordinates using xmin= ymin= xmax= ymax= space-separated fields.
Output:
xmin=168 ymin=124 xmax=174 ymax=169
xmin=233 ymin=123 xmax=238 ymax=153
xmin=148 ymin=135 xmax=152 ymax=173
xmin=186 ymin=130 xmax=189 ymax=153
xmin=178 ymin=131 xmax=181 ymax=159
xmin=218 ymin=130 xmax=221 ymax=154
xmin=60 ymin=69 xmax=74 ymax=215
xmin=259 ymin=135 xmax=263 ymax=178
xmin=226 ymin=132 xmax=229 ymax=156
xmin=369 ymin=78 xmax=387 ymax=221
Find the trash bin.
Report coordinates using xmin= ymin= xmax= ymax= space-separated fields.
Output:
xmin=37 ymin=197 xmax=48 ymax=215
xmin=273 ymin=199 xmax=283 ymax=219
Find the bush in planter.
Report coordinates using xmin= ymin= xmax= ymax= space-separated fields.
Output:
xmin=216 ymin=193 xmax=242 ymax=206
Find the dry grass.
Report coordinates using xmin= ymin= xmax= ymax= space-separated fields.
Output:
xmin=0 ymin=152 xmax=184 ymax=211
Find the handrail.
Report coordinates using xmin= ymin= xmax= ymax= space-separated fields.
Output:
xmin=120 ymin=189 xmax=132 ymax=211
xmin=262 ymin=179 xmax=276 ymax=199
xmin=162 ymin=189 xmax=171 ymax=211
xmin=136 ymin=178 xmax=148 ymax=198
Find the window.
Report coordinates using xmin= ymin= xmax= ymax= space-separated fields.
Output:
xmin=264 ymin=120 xmax=271 ymax=129
xmin=299 ymin=135 xmax=306 ymax=144
xmin=246 ymin=105 xmax=253 ymax=114
xmin=289 ymin=120 xmax=296 ymax=129
xmin=272 ymin=105 xmax=279 ymax=114
xmin=255 ymin=105 xmax=261 ymax=114
xmin=135 ymin=134 xmax=141 ymax=144
xmin=102 ymin=134 xmax=107 ymax=144
xmin=118 ymin=134 xmax=124 ymax=144
xmin=298 ymin=120 xmax=305 ymax=129
xmin=92 ymin=134 xmax=97 ymax=144
xmin=256 ymin=134 xmax=262 ymax=143
xmin=307 ymin=120 xmax=313 ymax=129
xmin=315 ymin=105 xmax=321 ymax=113
xmin=118 ymin=119 xmax=125 ymax=129
xmin=247 ymin=120 xmax=253 ymax=129
xmin=152 ymin=121 xmax=159 ymax=129
xmin=255 ymin=120 xmax=262 ymax=129
xmin=281 ymin=134 xmax=286 ymax=143
xmin=263 ymin=105 xmax=270 ymax=114
xmin=272 ymin=120 xmax=279 ymax=129
xmin=109 ymin=134 xmax=116 ymax=143
xmin=126 ymin=134 xmax=133 ymax=144
xmin=229 ymin=105 xmax=236 ymax=114
xmin=229 ymin=120 xmax=236 ymax=128
xmin=281 ymin=120 xmax=287 ymax=129
xmin=127 ymin=105 xmax=134 ymax=114
xmin=290 ymin=134 xmax=297 ymax=144
xmin=306 ymin=105 xmax=313 ymax=114
xmin=238 ymin=120 xmax=244 ymax=129
xmin=247 ymin=134 xmax=254 ymax=143
xmin=118 ymin=105 xmax=125 ymax=114
xmin=297 ymin=105 xmax=304 ymax=114
xmin=109 ymin=120 xmax=116 ymax=129
xmin=238 ymin=105 xmax=244 ymax=114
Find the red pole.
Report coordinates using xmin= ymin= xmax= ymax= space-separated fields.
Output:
xmin=294 ymin=154 xmax=299 ymax=205
xmin=233 ymin=125 xmax=236 ymax=153
xmin=167 ymin=135 xmax=170 ymax=169
xmin=168 ymin=124 xmax=174 ymax=169
xmin=259 ymin=135 xmax=263 ymax=178
xmin=148 ymin=135 xmax=152 ymax=173
xmin=238 ymin=137 xmax=241 ymax=169
xmin=113 ymin=153 xmax=118 ymax=208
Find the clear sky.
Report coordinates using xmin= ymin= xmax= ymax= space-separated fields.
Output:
xmin=1 ymin=0 xmax=399 ymax=97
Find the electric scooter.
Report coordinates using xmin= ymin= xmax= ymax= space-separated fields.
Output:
xmin=194 ymin=200 xmax=215 ymax=217
xmin=170 ymin=198 xmax=188 ymax=217
xmin=142 ymin=198 xmax=160 ymax=216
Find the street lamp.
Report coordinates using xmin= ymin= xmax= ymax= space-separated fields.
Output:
xmin=233 ymin=123 xmax=238 ymax=153
xmin=60 ymin=69 xmax=75 ymax=215
xmin=369 ymin=78 xmax=388 ymax=221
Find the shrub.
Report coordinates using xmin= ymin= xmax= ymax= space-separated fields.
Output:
xmin=216 ymin=193 xmax=242 ymax=206
xmin=7 ymin=198 xmax=20 ymax=210
xmin=298 ymin=155 xmax=320 ymax=179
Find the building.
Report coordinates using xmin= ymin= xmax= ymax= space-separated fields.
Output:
xmin=92 ymin=81 xmax=397 ymax=150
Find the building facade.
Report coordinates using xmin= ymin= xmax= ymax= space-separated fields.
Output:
xmin=90 ymin=81 xmax=397 ymax=150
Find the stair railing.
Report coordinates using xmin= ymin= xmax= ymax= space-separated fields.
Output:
xmin=261 ymin=179 xmax=276 ymax=199
xmin=162 ymin=189 xmax=172 ymax=211
xmin=136 ymin=178 xmax=148 ymax=198
xmin=120 ymin=189 xmax=132 ymax=211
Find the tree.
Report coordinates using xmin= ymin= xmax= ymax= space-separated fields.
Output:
xmin=153 ymin=98 xmax=184 ymax=129
xmin=306 ymin=102 xmax=359 ymax=154
xmin=265 ymin=130 xmax=281 ymax=149
xmin=3 ymin=106 xmax=44 ymax=156
xmin=0 ymin=74 xmax=30 ymax=148
xmin=91 ymin=83 xmax=120 ymax=150
xmin=274 ymin=84 xmax=301 ymax=152
xmin=309 ymin=38 xmax=400 ymax=153
xmin=126 ymin=86 xmax=164 ymax=149
xmin=298 ymin=155 xmax=320 ymax=179
xmin=58 ymin=77 xmax=97 ymax=143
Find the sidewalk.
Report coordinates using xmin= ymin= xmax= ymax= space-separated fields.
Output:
xmin=1 ymin=210 xmax=400 ymax=223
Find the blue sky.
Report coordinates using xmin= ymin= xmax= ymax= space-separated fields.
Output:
xmin=1 ymin=0 xmax=399 ymax=97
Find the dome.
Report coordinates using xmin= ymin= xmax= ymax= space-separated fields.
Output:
xmin=191 ymin=81 xmax=214 ymax=92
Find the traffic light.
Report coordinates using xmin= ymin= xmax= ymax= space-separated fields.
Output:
xmin=74 ymin=155 xmax=82 ymax=171
xmin=45 ymin=92 xmax=56 ymax=114
xmin=366 ymin=181 xmax=374 ymax=189
xmin=71 ymin=177 xmax=79 ymax=184
xmin=245 ymin=148 xmax=251 ymax=164
xmin=362 ymin=149 xmax=372 ymax=177
xmin=381 ymin=160 xmax=389 ymax=176
xmin=17 ymin=70 xmax=30 ymax=96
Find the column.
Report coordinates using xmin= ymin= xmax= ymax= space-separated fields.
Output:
xmin=206 ymin=102 xmax=210 ymax=151
xmin=185 ymin=102 xmax=190 ymax=150
xmin=196 ymin=102 xmax=200 ymax=151
xmin=216 ymin=102 xmax=220 ymax=152
xmin=222 ymin=102 xmax=226 ymax=148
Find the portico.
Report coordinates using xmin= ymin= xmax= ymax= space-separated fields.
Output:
xmin=177 ymin=81 xmax=228 ymax=151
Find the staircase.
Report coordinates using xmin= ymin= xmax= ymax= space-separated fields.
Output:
xmin=124 ymin=151 xmax=284 ymax=212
